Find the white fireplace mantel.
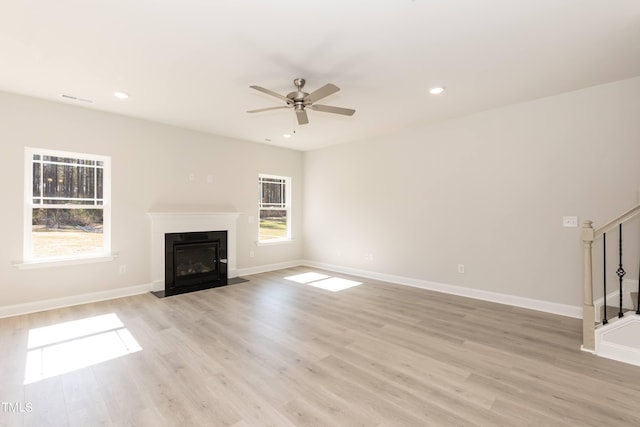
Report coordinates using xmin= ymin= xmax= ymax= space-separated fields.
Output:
xmin=147 ymin=210 xmax=241 ymax=291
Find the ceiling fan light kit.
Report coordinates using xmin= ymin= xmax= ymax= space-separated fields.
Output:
xmin=248 ymin=78 xmax=355 ymax=125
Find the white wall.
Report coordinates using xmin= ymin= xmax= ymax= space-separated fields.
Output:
xmin=303 ymin=77 xmax=640 ymax=307
xmin=2 ymin=76 xmax=639 ymax=313
xmin=0 ymin=91 xmax=303 ymax=308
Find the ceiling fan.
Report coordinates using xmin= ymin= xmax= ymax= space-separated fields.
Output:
xmin=247 ymin=78 xmax=355 ymax=125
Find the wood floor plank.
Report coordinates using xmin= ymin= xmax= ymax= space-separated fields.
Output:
xmin=3 ymin=266 xmax=640 ymax=426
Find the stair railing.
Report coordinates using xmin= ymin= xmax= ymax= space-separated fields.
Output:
xmin=582 ymin=202 xmax=640 ymax=352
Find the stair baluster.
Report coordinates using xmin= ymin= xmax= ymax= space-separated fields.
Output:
xmin=637 ymin=253 xmax=640 ymax=315
xmin=603 ymin=232 xmax=608 ymax=324
xmin=617 ymin=223 xmax=626 ymax=318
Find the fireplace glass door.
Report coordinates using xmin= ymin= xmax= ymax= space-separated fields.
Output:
xmin=164 ymin=230 xmax=228 ymax=296
xmin=174 ymin=241 xmax=220 ymax=286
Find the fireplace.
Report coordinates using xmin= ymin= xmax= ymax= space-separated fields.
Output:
xmin=164 ymin=230 xmax=227 ymax=296
xmin=147 ymin=210 xmax=240 ymax=294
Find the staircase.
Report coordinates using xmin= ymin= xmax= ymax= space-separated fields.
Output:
xmin=581 ymin=202 xmax=640 ymax=366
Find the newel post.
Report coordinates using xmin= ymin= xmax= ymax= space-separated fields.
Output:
xmin=582 ymin=220 xmax=595 ymax=352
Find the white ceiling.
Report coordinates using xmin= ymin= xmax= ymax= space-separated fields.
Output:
xmin=1 ymin=1 xmax=639 ymax=151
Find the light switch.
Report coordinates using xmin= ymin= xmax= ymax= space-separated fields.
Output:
xmin=562 ymin=216 xmax=578 ymax=227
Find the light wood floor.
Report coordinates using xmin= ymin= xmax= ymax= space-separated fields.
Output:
xmin=2 ymin=267 xmax=640 ymax=426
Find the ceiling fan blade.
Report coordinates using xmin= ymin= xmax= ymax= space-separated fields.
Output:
xmin=310 ymin=104 xmax=356 ymax=116
xmin=304 ymin=83 xmax=340 ymax=103
xmin=296 ymin=109 xmax=309 ymax=125
xmin=249 ymin=85 xmax=290 ymax=103
xmin=247 ymin=106 xmax=291 ymax=113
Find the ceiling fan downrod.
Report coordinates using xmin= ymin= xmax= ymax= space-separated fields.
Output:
xmin=289 ymin=78 xmax=308 ymax=105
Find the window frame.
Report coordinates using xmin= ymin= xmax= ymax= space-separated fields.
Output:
xmin=258 ymin=173 xmax=292 ymax=244
xmin=23 ymin=147 xmax=112 ymax=263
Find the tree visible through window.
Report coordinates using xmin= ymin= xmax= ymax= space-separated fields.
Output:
xmin=259 ymin=174 xmax=291 ymax=242
xmin=25 ymin=148 xmax=110 ymax=260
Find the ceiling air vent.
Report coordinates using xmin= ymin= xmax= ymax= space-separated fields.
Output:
xmin=60 ymin=93 xmax=93 ymax=103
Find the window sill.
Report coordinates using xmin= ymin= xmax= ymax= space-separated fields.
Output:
xmin=257 ymin=239 xmax=294 ymax=247
xmin=13 ymin=254 xmax=118 ymax=270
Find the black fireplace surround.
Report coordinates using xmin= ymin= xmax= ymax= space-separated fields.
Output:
xmin=164 ymin=230 xmax=228 ymax=296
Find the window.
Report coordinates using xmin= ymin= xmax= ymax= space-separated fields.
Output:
xmin=258 ymin=174 xmax=291 ymax=243
xmin=24 ymin=148 xmax=111 ymax=261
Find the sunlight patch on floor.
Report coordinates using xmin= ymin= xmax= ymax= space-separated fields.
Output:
xmin=284 ymin=272 xmax=331 ymax=284
xmin=284 ymin=272 xmax=362 ymax=292
xmin=24 ymin=313 xmax=142 ymax=384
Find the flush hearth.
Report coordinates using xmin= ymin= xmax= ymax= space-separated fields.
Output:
xmin=164 ymin=230 xmax=228 ymax=296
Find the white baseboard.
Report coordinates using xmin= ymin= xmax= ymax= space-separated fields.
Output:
xmin=0 ymin=283 xmax=153 ymax=319
xmin=0 ymin=261 xmax=298 ymax=319
xmin=300 ymin=260 xmax=582 ymax=319
xmin=235 ymin=260 xmax=304 ymax=277
xmin=580 ymin=345 xmax=596 ymax=355
xmin=0 ymin=260 xmax=583 ymax=320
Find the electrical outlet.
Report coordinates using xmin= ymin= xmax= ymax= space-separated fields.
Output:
xmin=119 ymin=265 xmax=127 ymax=275
xmin=249 ymin=250 xmax=255 ymax=258
xmin=188 ymin=173 xmax=195 ymax=181
xmin=562 ymin=216 xmax=578 ymax=227
xmin=458 ymin=264 xmax=465 ymax=274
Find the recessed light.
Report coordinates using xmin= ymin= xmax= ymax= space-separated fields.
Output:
xmin=283 ymin=133 xmax=292 ymax=138
xmin=429 ymin=86 xmax=445 ymax=95
xmin=113 ymin=91 xmax=129 ymax=99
